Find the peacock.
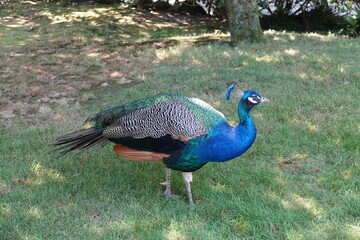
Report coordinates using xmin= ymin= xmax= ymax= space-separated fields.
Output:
xmin=53 ymin=84 xmax=269 ymax=204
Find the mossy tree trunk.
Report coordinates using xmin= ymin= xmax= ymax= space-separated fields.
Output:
xmin=224 ymin=0 xmax=264 ymax=44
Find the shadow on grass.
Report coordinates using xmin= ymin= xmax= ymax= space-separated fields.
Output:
xmin=1 ymin=1 xmax=224 ymax=46
xmin=0 ymin=1 xmax=227 ymax=129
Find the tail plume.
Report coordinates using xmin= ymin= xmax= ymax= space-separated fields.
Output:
xmin=52 ymin=128 xmax=108 ymax=157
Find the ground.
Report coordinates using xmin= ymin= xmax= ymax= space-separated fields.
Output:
xmin=0 ymin=1 xmax=359 ymax=240
xmin=0 ymin=1 xmax=225 ymax=129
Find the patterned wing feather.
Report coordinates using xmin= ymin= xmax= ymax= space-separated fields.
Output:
xmin=103 ymin=101 xmax=208 ymax=141
xmin=86 ymin=93 xmax=226 ymax=142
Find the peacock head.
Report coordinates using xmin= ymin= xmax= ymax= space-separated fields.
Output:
xmin=226 ymin=83 xmax=269 ymax=110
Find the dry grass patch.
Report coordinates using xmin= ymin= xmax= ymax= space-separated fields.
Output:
xmin=0 ymin=1 xmax=224 ymax=128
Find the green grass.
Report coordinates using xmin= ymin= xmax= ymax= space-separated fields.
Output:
xmin=1 ymin=2 xmax=360 ymax=240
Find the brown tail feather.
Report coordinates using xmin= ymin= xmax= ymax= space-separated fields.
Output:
xmin=113 ymin=144 xmax=169 ymax=162
xmin=52 ymin=127 xmax=108 ymax=157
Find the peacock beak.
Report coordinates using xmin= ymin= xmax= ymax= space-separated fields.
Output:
xmin=260 ymin=97 xmax=270 ymax=103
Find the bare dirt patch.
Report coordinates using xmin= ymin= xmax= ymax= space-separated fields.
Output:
xmin=0 ymin=1 xmax=226 ymax=128
xmin=0 ymin=39 xmax=151 ymax=125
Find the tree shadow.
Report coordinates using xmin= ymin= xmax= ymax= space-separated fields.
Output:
xmin=0 ymin=1 xmax=226 ymax=129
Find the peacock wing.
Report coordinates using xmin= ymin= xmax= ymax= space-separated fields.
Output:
xmin=102 ymin=100 xmax=210 ymax=141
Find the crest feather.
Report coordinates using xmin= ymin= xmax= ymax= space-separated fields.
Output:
xmin=226 ymin=83 xmax=244 ymax=101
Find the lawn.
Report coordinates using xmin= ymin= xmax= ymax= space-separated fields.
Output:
xmin=0 ymin=1 xmax=359 ymax=240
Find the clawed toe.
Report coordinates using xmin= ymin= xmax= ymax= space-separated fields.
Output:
xmin=162 ymin=191 xmax=179 ymax=199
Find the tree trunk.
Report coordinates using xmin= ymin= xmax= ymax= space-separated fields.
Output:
xmin=224 ymin=0 xmax=264 ymax=44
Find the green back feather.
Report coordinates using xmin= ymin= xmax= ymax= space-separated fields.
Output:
xmin=85 ymin=94 xmax=225 ymax=131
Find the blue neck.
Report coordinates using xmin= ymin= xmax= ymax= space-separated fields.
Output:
xmin=238 ymin=101 xmax=253 ymax=125
xmin=197 ymin=101 xmax=257 ymax=163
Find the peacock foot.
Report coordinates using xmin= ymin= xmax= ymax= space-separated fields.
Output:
xmin=162 ymin=190 xmax=179 ymax=199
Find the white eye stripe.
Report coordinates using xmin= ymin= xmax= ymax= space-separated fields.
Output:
xmin=248 ymin=97 xmax=258 ymax=104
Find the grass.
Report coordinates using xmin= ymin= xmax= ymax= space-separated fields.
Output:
xmin=1 ymin=1 xmax=360 ymax=240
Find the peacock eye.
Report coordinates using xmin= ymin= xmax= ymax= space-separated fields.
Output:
xmin=248 ymin=96 xmax=258 ymax=104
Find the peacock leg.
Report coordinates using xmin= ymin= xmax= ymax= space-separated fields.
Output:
xmin=160 ymin=168 xmax=179 ymax=199
xmin=182 ymin=172 xmax=194 ymax=205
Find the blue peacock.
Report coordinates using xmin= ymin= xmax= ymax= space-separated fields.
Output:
xmin=53 ymin=84 xmax=269 ymax=204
